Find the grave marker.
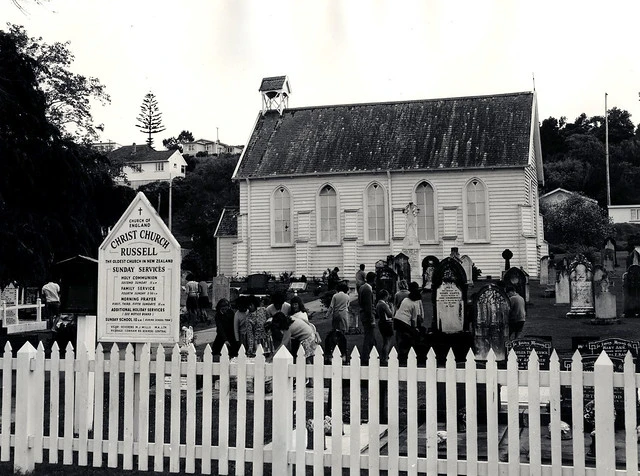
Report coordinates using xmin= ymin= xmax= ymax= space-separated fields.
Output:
xmin=602 ymin=237 xmax=617 ymax=272
xmin=593 ymin=265 xmax=617 ymax=321
xmin=401 ymin=202 xmax=420 ymax=283
xmin=555 ymin=267 xmax=570 ymax=304
xmin=212 ymin=275 xmax=231 ymax=307
xmin=376 ymin=263 xmax=397 ymax=297
xmin=566 ymin=254 xmax=595 ymax=319
xmin=431 ymin=257 xmax=468 ymax=332
xmin=623 ymin=264 xmax=640 ymax=318
xmin=626 ymin=247 xmax=640 ymax=268
xmin=503 ymin=267 xmax=528 ymax=303
xmin=506 ymin=336 xmax=553 ymax=370
xmin=539 ymin=256 xmax=550 ymax=286
xmin=460 ymin=255 xmax=473 ymax=287
xmin=1 ymin=283 xmax=18 ymax=325
xmin=97 ymin=192 xmax=181 ymax=344
xmin=394 ymin=252 xmax=411 ymax=285
xmin=421 ymin=255 xmax=439 ymax=290
xmin=472 ymin=284 xmax=510 ymax=360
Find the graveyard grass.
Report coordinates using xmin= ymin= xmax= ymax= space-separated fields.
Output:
xmin=5 ymin=268 xmax=638 ymax=475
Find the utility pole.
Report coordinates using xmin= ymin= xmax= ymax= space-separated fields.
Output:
xmin=605 ymin=93 xmax=611 ymax=208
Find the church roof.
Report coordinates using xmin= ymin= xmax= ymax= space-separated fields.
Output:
xmin=214 ymin=207 xmax=238 ymax=238
xmin=234 ymin=92 xmax=535 ymax=179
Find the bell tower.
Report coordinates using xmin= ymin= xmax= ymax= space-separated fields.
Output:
xmin=259 ymin=75 xmax=291 ymax=115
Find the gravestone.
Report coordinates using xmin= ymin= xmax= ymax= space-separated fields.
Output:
xmin=460 ymin=255 xmax=473 ymax=287
xmin=431 ymin=257 xmax=468 ymax=332
xmin=97 ymin=191 xmax=181 ymax=345
xmin=1 ymin=283 xmax=19 ymax=325
xmin=449 ymin=247 xmax=462 ymax=263
xmin=555 ymin=267 xmax=570 ymax=304
xmin=376 ymin=264 xmax=397 ymax=297
xmin=212 ymin=275 xmax=231 ymax=308
xmin=472 ymin=284 xmax=510 ymax=360
xmin=623 ymin=264 xmax=640 ymax=318
xmin=627 ymin=248 xmax=640 ymax=268
xmin=539 ymin=256 xmax=550 ymax=286
xmin=566 ymin=254 xmax=595 ymax=319
xmin=593 ymin=265 xmax=617 ymax=321
xmin=506 ymin=336 xmax=553 ymax=370
xmin=602 ymin=237 xmax=617 ymax=272
xmin=502 ymin=249 xmax=513 ymax=271
xmin=421 ymin=255 xmax=439 ymax=290
xmin=401 ymin=202 xmax=420 ymax=283
xmin=503 ymin=267 xmax=528 ymax=303
xmin=246 ymin=273 xmax=269 ymax=295
xmin=394 ymin=252 xmax=411 ymax=285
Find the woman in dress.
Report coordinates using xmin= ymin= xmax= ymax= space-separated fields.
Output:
xmin=288 ymin=295 xmax=310 ymax=322
xmin=246 ymin=295 xmax=273 ymax=357
xmin=375 ymin=289 xmax=394 ymax=365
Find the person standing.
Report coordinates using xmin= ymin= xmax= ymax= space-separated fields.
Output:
xmin=326 ymin=281 xmax=350 ymax=332
xmin=507 ymin=286 xmax=526 ymax=339
xmin=327 ymin=267 xmax=341 ymax=291
xmin=375 ymin=289 xmax=394 ymax=365
xmin=394 ymin=280 xmax=410 ymax=310
xmin=246 ymin=295 xmax=272 ymax=357
xmin=393 ymin=281 xmax=424 ymax=364
xmin=355 ymin=264 xmax=366 ymax=295
xmin=359 ymin=271 xmax=378 ymax=364
xmin=185 ymin=276 xmax=199 ymax=325
xmin=233 ymin=296 xmax=250 ymax=357
xmin=211 ymin=298 xmax=237 ymax=356
xmin=42 ymin=279 xmax=61 ymax=329
xmin=197 ymin=279 xmax=210 ymax=323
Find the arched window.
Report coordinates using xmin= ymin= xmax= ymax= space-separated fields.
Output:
xmin=272 ymin=186 xmax=292 ymax=245
xmin=415 ymin=181 xmax=436 ymax=242
xmin=318 ymin=185 xmax=338 ymax=244
xmin=464 ymin=179 xmax=489 ymax=241
xmin=365 ymin=182 xmax=387 ymax=243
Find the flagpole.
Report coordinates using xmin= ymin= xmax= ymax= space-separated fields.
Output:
xmin=605 ymin=93 xmax=611 ymax=208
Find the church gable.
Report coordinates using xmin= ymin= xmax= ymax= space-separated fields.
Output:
xmin=234 ymin=92 xmax=535 ymax=179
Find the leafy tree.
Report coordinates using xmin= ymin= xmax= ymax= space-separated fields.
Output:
xmin=588 ymin=107 xmax=635 ymax=145
xmin=539 ymin=116 xmax=567 ymax=158
xmin=7 ymin=24 xmax=110 ymax=142
xmin=540 ymin=195 xmax=614 ymax=255
xmin=162 ymin=130 xmax=194 ymax=151
xmin=136 ymin=92 xmax=166 ymax=147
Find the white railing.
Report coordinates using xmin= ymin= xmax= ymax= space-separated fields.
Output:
xmin=0 ymin=299 xmax=47 ymax=333
xmin=0 ymin=342 xmax=638 ymax=475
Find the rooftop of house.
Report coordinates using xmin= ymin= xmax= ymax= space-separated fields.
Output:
xmin=109 ymin=144 xmax=178 ymax=163
xmin=234 ymin=91 xmax=535 ymax=179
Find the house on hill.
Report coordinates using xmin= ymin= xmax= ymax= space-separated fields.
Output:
xmin=109 ymin=144 xmax=187 ymax=189
xmin=608 ymin=204 xmax=640 ymax=224
xmin=182 ymin=138 xmax=243 ymax=156
xmin=539 ymin=187 xmax=597 ymax=208
xmin=229 ymin=76 xmax=547 ymax=280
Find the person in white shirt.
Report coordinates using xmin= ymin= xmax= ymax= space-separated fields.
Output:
xmin=326 ymin=281 xmax=350 ymax=331
xmin=42 ymin=279 xmax=61 ymax=329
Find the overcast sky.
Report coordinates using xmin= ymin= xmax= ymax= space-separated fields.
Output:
xmin=3 ymin=0 xmax=640 ymax=148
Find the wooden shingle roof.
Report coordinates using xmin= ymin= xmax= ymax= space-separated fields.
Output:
xmin=214 ymin=207 xmax=238 ymax=238
xmin=109 ymin=145 xmax=176 ymax=164
xmin=259 ymin=76 xmax=288 ymax=92
xmin=234 ymin=92 xmax=535 ymax=179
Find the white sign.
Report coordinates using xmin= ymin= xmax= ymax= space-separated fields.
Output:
xmin=97 ymin=192 xmax=181 ymax=344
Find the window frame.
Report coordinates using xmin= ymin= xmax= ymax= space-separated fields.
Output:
xmin=462 ymin=177 xmax=490 ymax=243
xmin=363 ymin=181 xmax=389 ymax=245
xmin=155 ymin=162 xmax=165 ymax=172
xmin=271 ymin=185 xmax=294 ymax=247
xmin=316 ymin=183 xmax=341 ymax=246
xmin=413 ymin=180 xmax=438 ymax=244
xmin=631 ymin=208 xmax=640 ymax=222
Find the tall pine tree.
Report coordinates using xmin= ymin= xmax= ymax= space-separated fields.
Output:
xmin=136 ymin=92 xmax=166 ymax=147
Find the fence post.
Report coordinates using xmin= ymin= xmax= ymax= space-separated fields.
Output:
xmin=272 ymin=346 xmax=293 ymax=476
xmin=14 ymin=342 xmax=39 ymax=474
xmin=36 ymin=298 xmax=42 ymax=322
xmin=594 ymin=351 xmax=615 ymax=475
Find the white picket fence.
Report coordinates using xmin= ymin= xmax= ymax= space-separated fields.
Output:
xmin=0 ymin=341 xmax=639 ymax=475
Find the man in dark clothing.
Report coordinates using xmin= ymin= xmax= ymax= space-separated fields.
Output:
xmin=507 ymin=286 xmax=526 ymax=339
xmin=359 ymin=272 xmax=378 ymax=364
xmin=355 ymin=264 xmax=366 ymax=295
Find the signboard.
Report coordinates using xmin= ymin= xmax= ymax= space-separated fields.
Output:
xmin=97 ymin=192 xmax=181 ymax=344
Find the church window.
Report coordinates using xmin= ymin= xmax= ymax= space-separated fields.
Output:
xmin=365 ymin=182 xmax=387 ymax=243
xmin=272 ymin=186 xmax=293 ymax=246
xmin=318 ymin=185 xmax=339 ymax=244
xmin=415 ymin=181 xmax=436 ymax=242
xmin=464 ymin=178 xmax=489 ymax=242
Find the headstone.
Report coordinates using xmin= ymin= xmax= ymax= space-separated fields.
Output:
xmin=289 ymin=282 xmax=307 ymax=292
xmin=449 ymin=247 xmax=462 ymax=263
xmin=97 ymin=192 xmax=181 ymax=344
xmin=1 ymin=283 xmax=19 ymax=325
xmin=627 ymin=248 xmax=640 ymax=268
xmin=401 ymin=202 xmax=420 ymax=283
xmin=602 ymin=237 xmax=617 ymax=272
xmin=502 ymin=249 xmax=513 ymax=271
xmin=375 ymin=264 xmax=397 ymax=297
xmin=431 ymin=257 xmax=468 ymax=332
xmin=539 ymin=256 xmax=550 ymax=286
xmin=503 ymin=267 xmax=528 ymax=303
xmin=555 ymin=267 xmax=570 ymax=304
xmin=246 ymin=273 xmax=269 ymax=294
xmin=24 ymin=287 xmax=39 ymax=304
xmin=460 ymin=255 xmax=473 ymax=287
xmin=212 ymin=275 xmax=231 ymax=308
xmin=472 ymin=284 xmax=510 ymax=360
xmin=566 ymin=254 xmax=595 ymax=319
xmin=421 ymin=255 xmax=439 ymax=290
xmin=506 ymin=336 xmax=553 ymax=370
xmin=593 ymin=265 xmax=617 ymax=321
xmin=394 ymin=252 xmax=411 ymax=285
xmin=623 ymin=264 xmax=640 ymax=318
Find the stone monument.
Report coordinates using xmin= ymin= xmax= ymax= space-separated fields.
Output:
xmin=421 ymin=255 xmax=439 ymax=290
xmin=501 ymin=249 xmax=513 ymax=271
xmin=503 ymin=267 xmax=528 ymax=303
xmin=566 ymin=254 xmax=595 ymax=319
xmin=460 ymin=255 xmax=474 ymax=287
xmin=623 ymin=264 xmax=640 ymax=318
xmin=592 ymin=265 xmax=617 ymax=322
xmin=627 ymin=248 xmax=640 ymax=268
xmin=0 ymin=283 xmax=19 ymax=325
xmin=401 ymin=202 xmax=420 ymax=283
xmin=472 ymin=284 xmax=510 ymax=360
xmin=539 ymin=256 xmax=550 ymax=286
xmin=212 ymin=275 xmax=231 ymax=308
xmin=431 ymin=257 xmax=468 ymax=332
xmin=555 ymin=266 xmax=570 ymax=305
xmin=602 ymin=237 xmax=617 ymax=272
xmin=394 ymin=252 xmax=411 ymax=285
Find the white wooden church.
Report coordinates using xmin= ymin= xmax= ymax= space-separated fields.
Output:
xmin=217 ymin=76 xmax=547 ymax=280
